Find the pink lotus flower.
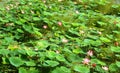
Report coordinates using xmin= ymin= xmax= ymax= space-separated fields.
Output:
xmin=102 ymin=66 xmax=108 ymax=71
xmin=58 ymin=22 xmax=62 ymax=26
xmin=87 ymin=50 xmax=93 ymax=56
xmin=82 ymin=58 xmax=90 ymax=65
xmin=43 ymin=25 xmax=47 ymax=29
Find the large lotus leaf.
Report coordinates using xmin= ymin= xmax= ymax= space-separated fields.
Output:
xmin=52 ymin=66 xmax=71 ymax=73
xmin=9 ymin=57 xmax=24 ymax=67
xmin=43 ymin=60 xmax=59 ymax=67
xmin=111 ymin=47 xmax=120 ymax=53
xmin=74 ymin=65 xmax=90 ymax=73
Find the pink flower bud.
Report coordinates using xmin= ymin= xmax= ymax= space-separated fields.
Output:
xmin=6 ymin=6 xmax=10 ymax=10
xmin=114 ymin=41 xmax=119 ymax=46
xmin=87 ymin=50 xmax=93 ymax=56
xmin=43 ymin=25 xmax=47 ymax=29
xmin=75 ymin=10 xmax=79 ymax=14
xmin=21 ymin=10 xmax=25 ymax=14
xmin=58 ymin=0 xmax=63 ymax=2
xmin=102 ymin=66 xmax=108 ymax=71
xmin=29 ymin=3 xmax=32 ymax=5
xmin=98 ymin=31 xmax=102 ymax=35
xmin=35 ymin=48 xmax=38 ymax=51
xmin=80 ymin=30 xmax=84 ymax=34
xmin=43 ymin=0 xmax=46 ymax=3
xmin=58 ymin=22 xmax=62 ymax=26
xmin=74 ymin=2 xmax=77 ymax=4
xmin=113 ymin=21 xmax=117 ymax=25
xmin=56 ymin=50 xmax=60 ymax=54
xmin=62 ymin=38 xmax=68 ymax=43
xmin=92 ymin=63 xmax=96 ymax=67
xmin=31 ymin=10 xmax=34 ymax=14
